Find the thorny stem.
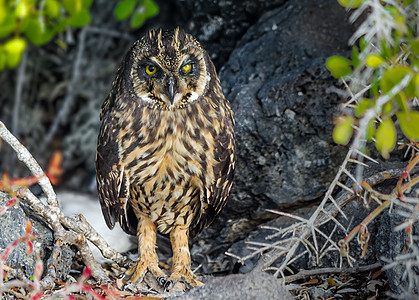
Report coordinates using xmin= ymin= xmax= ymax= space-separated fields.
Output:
xmin=397 ymin=154 xmax=419 ymax=198
xmin=340 ymin=173 xmax=419 ymax=262
xmin=252 ymin=148 xmax=356 ymax=274
xmin=340 ymin=200 xmax=390 ymax=260
xmin=250 ymin=168 xmax=405 ymax=275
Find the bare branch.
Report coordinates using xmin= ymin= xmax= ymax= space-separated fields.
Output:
xmin=0 ymin=121 xmax=132 ymax=288
xmin=43 ymin=27 xmax=88 ymax=149
xmin=282 ymin=262 xmax=382 ymax=284
xmin=12 ymin=50 xmax=28 ymax=137
xmin=0 ymin=121 xmax=58 ymax=209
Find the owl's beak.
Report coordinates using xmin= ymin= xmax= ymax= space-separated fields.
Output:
xmin=167 ymin=76 xmax=176 ymax=105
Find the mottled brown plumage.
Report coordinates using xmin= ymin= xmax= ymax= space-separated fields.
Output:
xmin=96 ymin=27 xmax=235 ymax=288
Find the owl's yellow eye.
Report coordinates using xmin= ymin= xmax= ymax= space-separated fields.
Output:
xmin=145 ymin=65 xmax=157 ymax=75
xmin=182 ymin=63 xmax=192 ymax=74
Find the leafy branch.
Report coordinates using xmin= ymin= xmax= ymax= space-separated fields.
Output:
xmin=0 ymin=0 xmax=159 ymax=70
xmin=327 ymin=0 xmax=418 ymax=159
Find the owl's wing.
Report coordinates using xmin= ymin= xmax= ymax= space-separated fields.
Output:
xmin=96 ymin=102 xmax=137 ymax=235
xmin=191 ymin=110 xmax=236 ymax=237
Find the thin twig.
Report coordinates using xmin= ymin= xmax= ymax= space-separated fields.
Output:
xmin=12 ymin=50 xmax=28 ymax=137
xmin=282 ymin=262 xmax=382 ymax=283
xmin=0 ymin=121 xmax=58 ymax=209
xmin=43 ymin=27 xmax=87 ymax=149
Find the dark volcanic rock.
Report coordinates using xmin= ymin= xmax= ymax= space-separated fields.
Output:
xmin=175 ymin=0 xmax=287 ymax=69
xmin=0 ymin=193 xmax=53 ymax=278
xmin=219 ymin=0 xmax=353 ymax=223
xmin=191 ymin=0 xmax=355 ymax=274
xmin=169 ymin=271 xmax=293 ymax=300
xmin=376 ymin=203 xmax=419 ymax=297
xmin=0 ymin=192 xmax=76 ymax=280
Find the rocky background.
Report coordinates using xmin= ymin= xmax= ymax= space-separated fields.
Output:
xmin=1 ymin=0 xmax=415 ymax=298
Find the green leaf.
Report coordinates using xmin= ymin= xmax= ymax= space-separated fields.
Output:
xmin=0 ymin=5 xmax=6 ymax=23
xmin=333 ymin=116 xmax=353 ymax=145
xmin=354 ymin=98 xmax=374 ymax=118
xmin=366 ymin=119 xmax=376 ymax=142
xmin=144 ymin=0 xmax=159 ymax=17
xmin=337 ymin=0 xmax=364 ymax=8
xmin=402 ymin=0 xmax=414 ymax=6
xmin=394 ymin=15 xmax=408 ymax=34
xmin=359 ymin=37 xmax=367 ymax=52
xmin=411 ymin=58 xmax=419 ymax=69
xmin=4 ymin=37 xmax=27 ymax=55
xmin=405 ymin=73 xmax=417 ymax=98
xmin=4 ymin=37 xmax=27 ymax=68
xmin=69 ymin=9 xmax=91 ymax=27
xmin=397 ymin=111 xmax=419 ymax=141
xmin=380 ymin=66 xmax=412 ymax=94
xmin=82 ymin=0 xmax=94 ymax=9
xmin=0 ymin=13 xmax=17 ymax=39
xmin=22 ymin=17 xmax=56 ymax=46
xmin=15 ymin=1 xmax=30 ymax=18
xmin=129 ymin=0 xmax=159 ymax=28
xmin=365 ymin=54 xmax=385 ymax=68
xmin=380 ymin=39 xmax=393 ymax=60
xmin=45 ymin=0 xmax=61 ymax=18
xmin=370 ymin=69 xmax=380 ymax=98
xmin=326 ymin=56 xmax=352 ymax=79
xmin=351 ymin=46 xmax=360 ymax=69
xmin=410 ymin=39 xmax=419 ymax=56
xmin=414 ymin=74 xmax=419 ymax=98
xmin=395 ymin=91 xmax=409 ymax=112
xmin=114 ymin=0 xmax=137 ymax=21
xmin=382 ymin=101 xmax=393 ymax=116
xmin=375 ymin=118 xmax=396 ymax=159
xmin=62 ymin=0 xmax=82 ymax=15
xmin=130 ymin=10 xmax=146 ymax=28
xmin=55 ymin=17 xmax=70 ymax=32
xmin=380 ymin=66 xmax=413 ymax=109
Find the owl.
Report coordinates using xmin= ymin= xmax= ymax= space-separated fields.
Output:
xmin=96 ymin=27 xmax=236 ymax=289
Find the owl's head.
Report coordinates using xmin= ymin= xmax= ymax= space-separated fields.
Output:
xmin=125 ymin=27 xmax=214 ymax=110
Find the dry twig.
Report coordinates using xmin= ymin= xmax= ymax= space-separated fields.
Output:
xmin=0 ymin=121 xmax=131 ymax=289
xmin=283 ymin=262 xmax=382 ymax=284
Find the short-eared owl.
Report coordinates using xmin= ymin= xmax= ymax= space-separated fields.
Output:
xmin=96 ymin=27 xmax=236 ymax=288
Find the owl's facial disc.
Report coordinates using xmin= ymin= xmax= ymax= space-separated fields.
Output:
xmin=130 ymin=29 xmax=210 ymax=110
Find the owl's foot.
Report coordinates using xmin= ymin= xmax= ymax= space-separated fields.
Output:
xmin=124 ymin=217 xmax=167 ymax=286
xmin=123 ymin=259 xmax=167 ymax=284
xmin=167 ymin=267 xmax=203 ymax=289
xmin=167 ymin=226 xmax=204 ymax=290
